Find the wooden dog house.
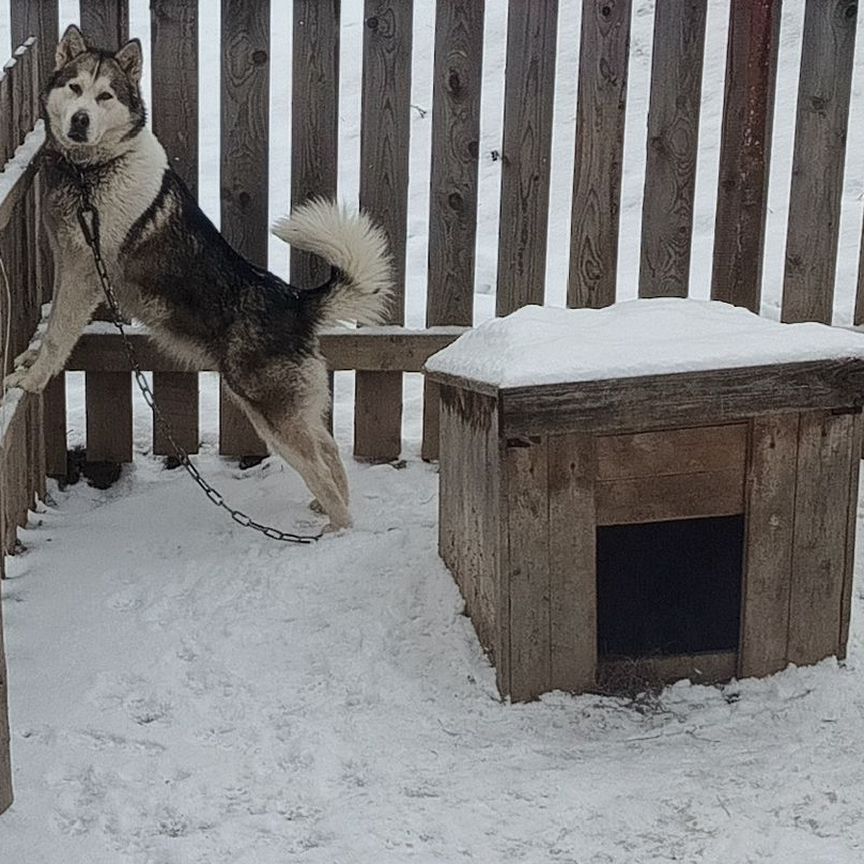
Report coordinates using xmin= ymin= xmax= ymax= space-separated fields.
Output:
xmin=425 ymin=301 xmax=864 ymax=702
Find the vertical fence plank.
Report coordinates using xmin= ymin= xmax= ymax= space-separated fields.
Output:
xmin=83 ymin=1 xmax=134 ymax=462
xmin=496 ymin=0 xmax=558 ymax=316
xmin=219 ymin=0 xmax=269 ymax=458
xmin=291 ymin=0 xmax=340 ymax=286
xmin=354 ymin=0 xmax=413 ymax=462
xmin=292 ymin=1 xmax=340 ymax=436
xmin=638 ymin=1 xmax=707 ymax=299
xmin=781 ymin=0 xmax=857 ymax=325
xmin=151 ymin=0 xmax=200 ymax=456
xmin=568 ymin=0 xmax=632 ymax=309
xmin=80 ymin=0 xmax=130 ymax=49
xmin=711 ymin=0 xmax=782 ymax=312
xmin=0 ymin=582 xmax=10 ymax=812
xmin=10 ymin=0 xmax=59 ymax=86
xmin=422 ymin=0 xmax=485 ymax=460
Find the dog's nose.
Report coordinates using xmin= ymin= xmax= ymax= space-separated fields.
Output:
xmin=68 ymin=110 xmax=90 ymax=142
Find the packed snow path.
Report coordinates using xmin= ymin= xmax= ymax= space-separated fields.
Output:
xmin=2 ymin=446 xmax=864 ymax=863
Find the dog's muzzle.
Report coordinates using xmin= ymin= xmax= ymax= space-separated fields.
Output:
xmin=68 ymin=110 xmax=90 ymax=143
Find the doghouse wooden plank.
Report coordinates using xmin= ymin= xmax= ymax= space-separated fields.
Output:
xmin=151 ymin=0 xmax=200 ymax=457
xmin=355 ymin=0 xmax=413 ymax=462
xmin=505 ymin=436 xmax=551 ymax=701
xmin=781 ymin=0 xmax=857 ymax=325
xmin=497 ymin=0 xmax=558 ymax=315
xmin=639 ymin=0 xmax=707 ymax=299
xmin=596 ymin=468 xmax=745 ymax=526
xmin=423 ymin=0 xmax=485 ymax=460
xmin=838 ymin=413 xmax=862 ymax=660
xmin=596 ymin=424 xmax=747 ymax=481
xmin=219 ymin=0 xmax=269 ymax=458
xmin=739 ymin=413 xmax=799 ymax=678
xmin=439 ymin=387 xmax=501 ymax=657
xmin=291 ymin=0 xmax=339 ymax=285
xmin=86 ymin=372 xmax=132 ymax=462
xmin=787 ymin=410 xmax=856 ymax=666
xmin=547 ymin=433 xmax=596 ymax=692
xmin=80 ymin=0 xmax=129 ymax=49
xmin=568 ymin=0 xmax=632 ymax=309
xmin=711 ymin=0 xmax=782 ymax=312
xmin=499 ymin=359 xmax=864 ymax=437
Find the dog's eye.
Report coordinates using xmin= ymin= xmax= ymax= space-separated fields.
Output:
xmin=96 ymin=92 xmax=114 ymax=103
xmin=69 ymin=83 xmax=82 ymax=96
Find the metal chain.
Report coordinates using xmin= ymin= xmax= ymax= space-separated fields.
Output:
xmin=76 ymin=202 xmax=321 ymax=544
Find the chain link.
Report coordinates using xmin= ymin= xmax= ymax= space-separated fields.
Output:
xmin=76 ymin=203 xmax=321 ymax=545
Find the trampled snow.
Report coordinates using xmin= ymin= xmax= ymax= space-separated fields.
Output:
xmin=3 ymin=0 xmax=864 ymax=862
xmin=425 ymin=299 xmax=864 ymax=389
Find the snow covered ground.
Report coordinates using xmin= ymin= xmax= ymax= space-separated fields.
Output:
xmin=4 ymin=1 xmax=864 ymax=861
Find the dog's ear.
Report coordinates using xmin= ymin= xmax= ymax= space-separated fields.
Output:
xmin=55 ymin=24 xmax=88 ymax=71
xmin=115 ymin=38 xmax=143 ymax=86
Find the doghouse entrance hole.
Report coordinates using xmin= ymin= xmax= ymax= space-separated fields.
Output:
xmin=596 ymin=516 xmax=744 ymax=658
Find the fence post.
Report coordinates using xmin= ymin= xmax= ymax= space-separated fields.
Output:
xmin=80 ymin=1 xmax=134 ymax=464
xmin=711 ymin=0 xmax=782 ymax=313
xmin=219 ymin=0 xmax=269 ymax=459
xmin=422 ymin=0 xmax=485 ymax=461
xmin=781 ymin=0 xmax=857 ymax=325
xmin=638 ymin=1 xmax=707 ymax=299
xmin=151 ymin=0 xmax=200 ymax=457
xmin=354 ymin=0 xmax=413 ymax=462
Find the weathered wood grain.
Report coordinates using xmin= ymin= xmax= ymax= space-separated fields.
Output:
xmin=151 ymin=0 xmax=199 ymax=456
xmin=710 ymin=0 xmax=782 ymax=312
xmin=504 ymin=436 xmax=550 ymax=701
xmin=838 ymin=413 xmax=862 ymax=659
xmin=496 ymin=0 xmax=558 ymax=316
xmin=639 ymin=0 xmax=707 ymax=299
xmin=10 ymin=0 xmax=59 ymax=87
xmin=423 ymin=0 xmax=485 ymax=460
xmin=80 ymin=0 xmax=129 ymax=50
xmin=787 ymin=410 xmax=856 ymax=665
xmin=85 ymin=372 xmax=132 ymax=462
xmin=0 ymin=585 xmax=10 ymax=812
xmin=596 ymin=468 xmax=745 ymax=526
xmin=219 ymin=0 xmax=269 ymax=457
xmin=739 ymin=414 xmax=799 ymax=677
xmin=492 ymin=359 xmax=864 ymax=437
xmin=781 ymin=0 xmax=857 ymax=325
xmin=291 ymin=0 xmax=340 ymax=287
xmin=568 ymin=0 xmax=632 ymax=309
xmin=42 ymin=374 xmax=67 ymax=477
xmin=68 ymin=326 xmax=467 ymax=372
xmin=355 ymin=0 xmax=413 ymax=461
xmin=596 ymin=424 xmax=746 ymax=481
xmin=547 ymin=432 xmax=596 ymax=692
xmin=438 ymin=386 xmax=501 ymax=660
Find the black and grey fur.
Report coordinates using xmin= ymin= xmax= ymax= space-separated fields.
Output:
xmin=6 ymin=25 xmax=392 ymax=531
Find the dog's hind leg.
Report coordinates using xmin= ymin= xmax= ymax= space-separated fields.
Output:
xmin=231 ymin=391 xmax=352 ymax=530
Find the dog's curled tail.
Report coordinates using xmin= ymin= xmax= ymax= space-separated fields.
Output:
xmin=272 ymin=198 xmax=392 ymax=326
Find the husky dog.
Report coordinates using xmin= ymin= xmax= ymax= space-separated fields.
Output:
xmin=6 ymin=25 xmax=391 ymax=531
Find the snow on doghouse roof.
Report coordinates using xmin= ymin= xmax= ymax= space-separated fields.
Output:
xmin=424 ymin=299 xmax=864 ymax=389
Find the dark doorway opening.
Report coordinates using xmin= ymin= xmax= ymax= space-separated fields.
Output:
xmin=596 ymin=515 xmax=744 ymax=657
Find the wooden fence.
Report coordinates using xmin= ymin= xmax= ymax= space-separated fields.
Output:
xmin=0 ymin=0 xmax=863 ymax=812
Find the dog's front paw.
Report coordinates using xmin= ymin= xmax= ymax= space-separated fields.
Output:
xmin=13 ymin=347 xmax=39 ymax=370
xmin=4 ymin=365 xmax=49 ymax=394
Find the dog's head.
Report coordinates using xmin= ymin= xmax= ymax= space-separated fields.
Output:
xmin=44 ymin=25 xmax=146 ymax=158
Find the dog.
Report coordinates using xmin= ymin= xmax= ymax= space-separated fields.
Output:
xmin=5 ymin=25 xmax=392 ymax=531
